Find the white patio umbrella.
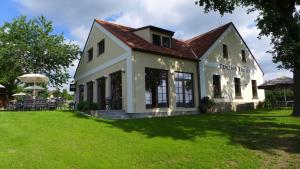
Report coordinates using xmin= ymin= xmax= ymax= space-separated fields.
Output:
xmin=18 ymin=74 xmax=49 ymax=83
xmin=12 ymin=92 xmax=29 ymax=97
xmin=0 ymin=84 xmax=5 ymax=88
xmin=24 ymin=85 xmax=44 ymax=91
xmin=18 ymin=74 xmax=48 ymax=98
xmin=24 ymin=85 xmax=44 ymax=97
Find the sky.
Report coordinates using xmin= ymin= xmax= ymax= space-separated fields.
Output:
xmin=0 ymin=0 xmax=292 ymax=90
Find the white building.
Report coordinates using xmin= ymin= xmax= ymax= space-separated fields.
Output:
xmin=74 ymin=19 xmax=265 ymax=116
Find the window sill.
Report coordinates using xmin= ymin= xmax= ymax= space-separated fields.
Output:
xmin=146 ymin=106 xmax=169 ymax=109
xmin=97 ymin=53 xmax=104 ymax=57
xmin=235 ymin=96 xmax=243 ymax=99
xmin=176 ymin=106 xmax=195 ymax=108
xmin=252 ymin=97 xmax=259 ymax=99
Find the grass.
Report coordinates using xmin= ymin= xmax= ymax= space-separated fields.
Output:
xmin=0 ymin=109 xmax=299 ymax=169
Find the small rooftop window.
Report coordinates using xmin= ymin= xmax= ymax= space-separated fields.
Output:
xmin=152 ymin=34 xmax=161 ymax=46
xmin=162 ymin=37 xmax=171 ymax=48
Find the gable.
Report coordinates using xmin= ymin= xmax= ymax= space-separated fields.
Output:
xmin=201 ymin=24 xmax=264 ymax=75
xmin=74 ymin=21 xmax=130 ymax=79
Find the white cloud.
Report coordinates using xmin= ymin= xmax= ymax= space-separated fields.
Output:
xmin=70 ymin=25 xmax=90 ymax=48
xmin=14 ymin=0 xmax=292 ymax=89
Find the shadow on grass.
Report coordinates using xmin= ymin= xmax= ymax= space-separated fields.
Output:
xmin=92 ymin=110 xmax=300 ymax=154
xmin=64 ymin=110 xmax=90 ymax=119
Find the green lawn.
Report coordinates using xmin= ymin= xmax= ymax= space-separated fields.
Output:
xmin=0 ymin=109 xmax=299 ymax=169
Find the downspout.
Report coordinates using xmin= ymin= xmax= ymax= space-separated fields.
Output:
xmin=190 ymin=47 xmax=202 ymax=114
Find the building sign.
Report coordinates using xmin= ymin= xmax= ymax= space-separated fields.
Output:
xmin=219 ymin=63 xmax=250 ymax=73
xmin=69 ymin=84 xmax=76 ymax=92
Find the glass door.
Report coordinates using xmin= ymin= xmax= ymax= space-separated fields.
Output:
xmin=110 ymin=71 xmax=122 ymax=110
xmin=97 ymin=77 xmax=106 ymax=110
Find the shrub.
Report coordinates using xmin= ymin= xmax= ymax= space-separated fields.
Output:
xmin=77 ymin=101 xmax=98 ymax=111
xmin=200 ymin=96 xmax=215 ymax=113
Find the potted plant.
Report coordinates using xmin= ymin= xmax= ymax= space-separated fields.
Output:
xmin=200 ymin=96 xmax=215 ymax=113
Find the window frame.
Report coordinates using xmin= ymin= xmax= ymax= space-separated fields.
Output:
xmin=162 ymin=36 xmax=171 ymax=48
xmin=234 ymin=78 xmax=242 ymax=98
xmin=223 ymin=44 xmax=228 ymax=59
xmin=241 ymin=50 xmax=246 ymax=63
xmin=152 ymin=34 xmax=161 ymax=46
xmin=251 ymin=80 xmax=258 ymax=99
xmin=79 ymin=85 xmax=84 ymax=102
xmin=87 ymin=48 xmax=93 ymax=62
xmin=98 ymin=39 xmax=105 ymax=56
xmin=145 ymin=68 xmax=169 ymax=109
xmin=86 ymin=81 xmax=94 ymax=103
xmin=175 ymin=72 xmax=194 ymax=108
xmin=213 ymin=75 xmax=222 ymax=98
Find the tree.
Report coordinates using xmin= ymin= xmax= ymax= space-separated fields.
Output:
xmin=61 ymin=89 xmax=73 ymax=100
xmin=195 ymin=0 xmax=300 ymax=116
xmin=0 ymin=16 xmax=80 ymax=96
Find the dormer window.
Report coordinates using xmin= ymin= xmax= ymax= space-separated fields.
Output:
xmin=152 ymin=34 xmax=161 ymax=46
xmin=162 ymin=36 xmax=171 ymax=48
xmin=152 ymin=34 xmax=171 ymax=48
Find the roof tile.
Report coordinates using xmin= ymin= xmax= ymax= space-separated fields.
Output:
xmin=95 ymin=19 xmax=231 ymax=60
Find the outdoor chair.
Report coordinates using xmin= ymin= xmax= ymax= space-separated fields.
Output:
xmin=47 ymin=101 xmax=56 ymax=110
xmin=23 ymin=99 xmax=34 ymax=110
xmin=35 ymin=99 xmax=47 ymax=110
xmin=7 ymin=100 xmax=17 ymax=110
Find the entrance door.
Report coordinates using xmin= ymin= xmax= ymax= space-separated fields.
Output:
xmin=97 ymin=77 xmax=106 ymax=110
xmin=110 ymin=71 xmax=122 ymax=110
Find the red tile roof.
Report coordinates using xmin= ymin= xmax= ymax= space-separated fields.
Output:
xmin=95 ymin=19 xmax=231 ymax=61
xmin=186 ymin=23 xmax=232 ymax=57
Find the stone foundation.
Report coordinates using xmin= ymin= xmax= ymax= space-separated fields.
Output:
xmin=210 ymin=102 xmax=257 ymax=113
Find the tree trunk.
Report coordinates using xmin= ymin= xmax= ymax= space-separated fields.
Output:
xmin=292 ymin=67 xmax=300 ymax=116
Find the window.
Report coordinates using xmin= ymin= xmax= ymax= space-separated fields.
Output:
xmin=241 ymin=50 xmax=246 ymax=62
xmin=152 ymin=34 xmax=161 ymax=46
xmin=223 ymin=44 xmax=228 ymax=59
xmin=175 ymin=72 xmax=194 ymax=107
xmin=98 ymin=39 xmax=105 ymax=55
xmin=162 ymin=36 xmax=171 ymax=48
xmin=110 ymin=71 xmax=122 ymax=110
xmin=145 ymin=68 xmax=168 ymax=108
xmin=252 ymin=80 xmax=258 ymax=98
xmin=88 ymin=48 xmax=93 ymax=61
xmin=234 ymin=78 xmax=242 ymax=97
xmin=213 ymin=75 xmax=222 ymax=98
xmin=79 ymin=85 xmax=84 ymax=102
xmin=87 ymin=81 xmax=93 ymax=103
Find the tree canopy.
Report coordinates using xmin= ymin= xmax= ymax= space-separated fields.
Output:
xmin=195 ymin=0 xmax=300 ymax=116
xmin=0 ymin=16 xmax=80 ymax=95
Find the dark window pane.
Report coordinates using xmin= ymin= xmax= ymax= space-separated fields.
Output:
xmin=162 ymin=37 xmax=171 ymax=48
xmin=252 ymin=80 xmax=258 ymax=98
xmin=234 ymin=78 xmax=241 ymax=97
xmin=152 ymin=34 xmax=161 ymax=46
xmin=241 ymin=50 xmax=246 ymax=62
xmin=87 ymin=81 xmax=93 ymax=103
xmin=88 ymin=48 xmax=93 ymax=61
xmin=98 ymin=39 xmax=105 ymax=55
xmin=223 ymin=44 xmax=228 ymax=59
xmin=79 ymin=85 xmax=84 ymax=102
xmin=213 ymin=75 xmax=221 ymax=98
xmin=110 ymin=71 xmax=122 ymax=110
